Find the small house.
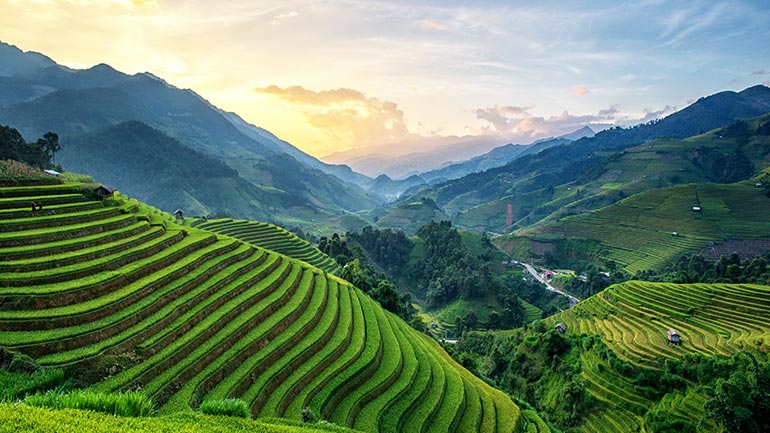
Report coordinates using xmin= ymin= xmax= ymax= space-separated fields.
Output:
xmin=672 ymin=231 xmax=679 ymax=237
xmin=174 ymin=209 xmax=185 ymax=220
xmin=94 ymin=185 xmax=115 ymax=200
xmin=756 ymin=183 xmax=763 ymax=188
xmin=554 ymin=323 xmax=567 ymax=333
xmin=544 ymin=270 xmax=555 ymax=280
xmin=666 ymin=329 xmax=681 ymax=345
xmin=692 ymin=206 xmax=702 ymax=212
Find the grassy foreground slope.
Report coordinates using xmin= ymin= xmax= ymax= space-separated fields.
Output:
xmin=0 ymin=404 xmax=356 ymax=433
xmin=193 ymin=218 xmax=342 ymax=275
xmin=0 ymin=181 xmax=535 ymax=433
xmin=497 ymin=177 xmax=770 ymax=272
xmin=547 ymin=280 xmax=770 ymax=433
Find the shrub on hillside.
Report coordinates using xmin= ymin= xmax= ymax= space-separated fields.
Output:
xmin=24 ymin=389 xmax=153 ymax=417
xmin=198 ymin=398 xmax=250 ymax=418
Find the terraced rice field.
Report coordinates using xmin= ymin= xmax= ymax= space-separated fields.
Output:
xmin=553 ymin=281 xmax=770 ymax=366
xmin=193 ymin=218 xmax=342 ymax=275
xmin=0 ymin=183 xmax=534 ymax=433
xmin=543 ymin=182 xmax=770 ymax=272
xmin=548 ymin=280 xmax=769 ymax=432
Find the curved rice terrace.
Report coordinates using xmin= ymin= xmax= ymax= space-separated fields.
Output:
xmin=548 ymin=280 xmax=770 ymax=433
xmin=0 ymin=182 xmax=537 ymax=433
xmin=193 ymin=218 xmax=342 ymax=275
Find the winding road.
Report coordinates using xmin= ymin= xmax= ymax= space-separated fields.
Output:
xmin=521 ymin=263 xmax=580 ymax=307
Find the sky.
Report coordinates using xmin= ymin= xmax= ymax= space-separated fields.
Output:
xmin=1 ymin=0 xmax=769 ymax=159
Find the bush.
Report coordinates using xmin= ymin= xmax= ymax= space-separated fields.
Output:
xmin=0 ymin=369 xmax=65 ymax=402
xmin=24 ymin=389 xmax=153 ymax=417
xmin=301 ymin=406 xmax=318 ymax=423
xmin=198 ymin=398 xmax=250 ymax=418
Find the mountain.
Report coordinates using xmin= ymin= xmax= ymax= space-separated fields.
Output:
xmin=398 ymin=85 xmax=770 ymax=232
xmin=0 ymin=42 xmax=57 ymax=77
xmin=418 ymin=126 xmax=594 ymax=185
xmin=59 ymin=121 xmax=286 ymax=220
xmin=0 ymin=42 xmax=381 ymax=224
xmin=491 ymin=114 xmax=770 ymax=271
xmin=323 ymin=134 xmax=507 ymax=179
xmin=368 ymin=197 xmax=449 ymax=235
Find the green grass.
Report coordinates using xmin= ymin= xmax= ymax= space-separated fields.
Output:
xmin=24 ymin=389 xmax=154 ymax=417
xmin=199 ymin=399 xmax=250 ymax=418
xmin=0 ymin=369 xmax=65 ymax=402
xmin=0 ymin=403 xmax=362 ymax=433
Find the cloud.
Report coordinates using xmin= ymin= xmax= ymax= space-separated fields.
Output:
xmin=638 ymin=105 xmax=675 ymax=123
xmin=417 ymin=19 xmax=448 ymax=31
xmin=475 ymin=103 xmax=615 ymax=139
xmin=272 ymin=10 xmax=299 ymax=25
xmin=598 ymin=105 xmax=620 ymax=117
xmin=573 ymin=85 xmax=590 ymax=96
xmin=254 ymin=85 xmax=411 ymax=148
xmin=750 ymin=70 xmax=769 ymax=76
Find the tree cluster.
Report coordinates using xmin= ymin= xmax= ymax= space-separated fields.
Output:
xmin=450 ymin=325 xmax=592 ymax=429
xmin=318 ymin=233 xmax=413 ymax=321
xmin=410 ymin=221 xmax=505 ymax=307
xmin=348 ymin=226 xmax=411 ymax=273
xmin=0 ymin=125 xmax=60 ymax=170
xmin=634 ymin=252 xmax=770 ymax=285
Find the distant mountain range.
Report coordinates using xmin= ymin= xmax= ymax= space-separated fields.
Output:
xmin=418 ymin=126 xmax=595 ymax=185
xmin=394 ymin=85 xmax=770 ymax=233
xmin=323 ymin=134 xmax=509 ymax=179
xmin=0 ymin=42 xmax=381 ymax=223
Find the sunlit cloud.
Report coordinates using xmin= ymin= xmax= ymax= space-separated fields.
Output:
xmin=417 ymin=19 xmax=448 ymax=31
xmin=574 ymin=85 xmax=590 ymax=96
xmin=254 ymin=85 xmax=413 ymax=152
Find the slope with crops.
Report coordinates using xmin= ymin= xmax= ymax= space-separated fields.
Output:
xmin=0 ymin=179 xmax=538 ymax=433
xmin=192 ymin=218 xmax=341 ymax=275
xmin=496 ymin=176 xmax=770 ymax=273
xmin=546 ymin=280 xmax=770 ymax=433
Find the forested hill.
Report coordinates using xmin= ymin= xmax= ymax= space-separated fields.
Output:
xmin=59 ymin=121 xmax=278 ymax=220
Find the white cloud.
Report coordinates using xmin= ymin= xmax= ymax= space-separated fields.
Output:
xmin=272 ymin=10 xmax=299 ymax=25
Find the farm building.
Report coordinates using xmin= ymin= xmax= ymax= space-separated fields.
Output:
xmin=554 ymin=323 xmax=567 ymax=333
xmin=692 ymin=206 xmax=702 ymax=212
xmin=666 ymin=329 xmax=681 ymax=345
xmin=94 ymin=185 xmax=115 ymax=200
